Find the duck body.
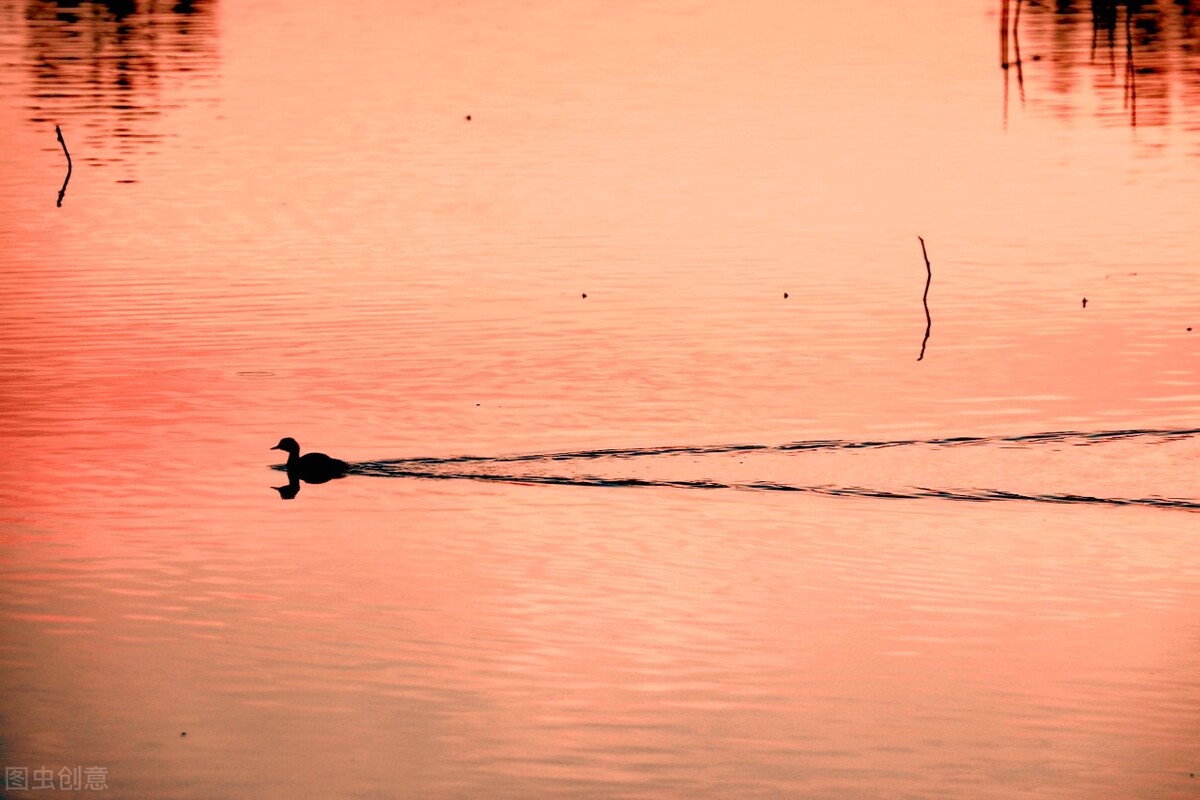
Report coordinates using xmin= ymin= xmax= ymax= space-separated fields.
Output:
xmin=271 ymin=437 xmax=349 ymax=484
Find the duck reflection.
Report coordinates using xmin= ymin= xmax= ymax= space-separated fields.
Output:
xmin=270 ymin=438 xmax=350 ymax=500
xmin=273 ymin=477 xmax=302 ymax=500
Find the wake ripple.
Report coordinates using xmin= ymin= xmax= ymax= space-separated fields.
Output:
xmin=371 ymin=426 xmax=1200 ymax=467
xmin=331 ymin=426 xmax=1200 ymax=512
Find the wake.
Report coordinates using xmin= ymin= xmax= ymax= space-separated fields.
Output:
xmin=330 ymin=426 xmax=1200 ymax=512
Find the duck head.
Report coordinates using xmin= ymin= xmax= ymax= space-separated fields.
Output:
xmin=271 ymin=437 xmax=300 ymax=456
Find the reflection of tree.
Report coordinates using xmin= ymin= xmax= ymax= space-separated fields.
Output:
xmin=999 ymin=0 xmax=1200 ymax=131
xmin=22 ymin=0 xmax=218 ymax=168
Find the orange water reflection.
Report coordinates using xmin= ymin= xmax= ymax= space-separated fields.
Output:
xmin=2 ymin=0 xmax=1200 ymax=797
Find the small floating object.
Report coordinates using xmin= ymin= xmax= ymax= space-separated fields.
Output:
xmin=465 ymin=114 xmax=472 ymax=120
xmin=180 ymin=732 xmax=187 ymax=737
xmin=582 ymin=293 xmax=587 ymax=298
xmin=271 ymin=437 xmax=349 ymax=484
xmin=783 ymin=292 xmax=788 ymax=299
xmin=1082 ymin=297 xmax=1087 ymax=308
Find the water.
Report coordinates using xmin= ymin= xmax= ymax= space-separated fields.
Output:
xmin=2 ymin=1 xmax=1199 ymax=797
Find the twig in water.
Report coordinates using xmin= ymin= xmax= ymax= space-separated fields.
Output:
xmin=917 ymin=236 xmax=932 ymax=362
xmin=55 ymin=124 xmax=72 ymax=208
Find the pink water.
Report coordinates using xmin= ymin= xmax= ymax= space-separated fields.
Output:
xmin=2 ymin=1 xmax=1199 ymax=797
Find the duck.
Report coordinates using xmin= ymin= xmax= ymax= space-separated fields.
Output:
xmin=270 ymin=437 xmax=350 ymax=484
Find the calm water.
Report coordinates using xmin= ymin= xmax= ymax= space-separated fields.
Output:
xmin=2 ymin=1 xmax=1200 ymax=797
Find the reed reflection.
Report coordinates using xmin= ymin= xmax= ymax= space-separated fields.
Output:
xmin=1000 ymin=0 xmax=1200 ymax=132
xmin=999 ymin=0 xmax=1027 ymax=128
xmin=20 ymin=0 xmax=218 ymax=171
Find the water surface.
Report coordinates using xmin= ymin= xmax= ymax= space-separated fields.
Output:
xmin=2 ymin=1 xmax=1199 ymax=797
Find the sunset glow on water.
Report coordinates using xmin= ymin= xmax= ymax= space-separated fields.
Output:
xmin=2 ymin=1 xmax=1199 ymax=797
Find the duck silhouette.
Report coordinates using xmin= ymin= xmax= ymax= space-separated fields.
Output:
xmin=271 ymin=437 xmax=350 ymax=485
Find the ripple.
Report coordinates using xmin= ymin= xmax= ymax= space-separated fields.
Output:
xmin=329 ymin=426 xmax=1200 ymax=512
